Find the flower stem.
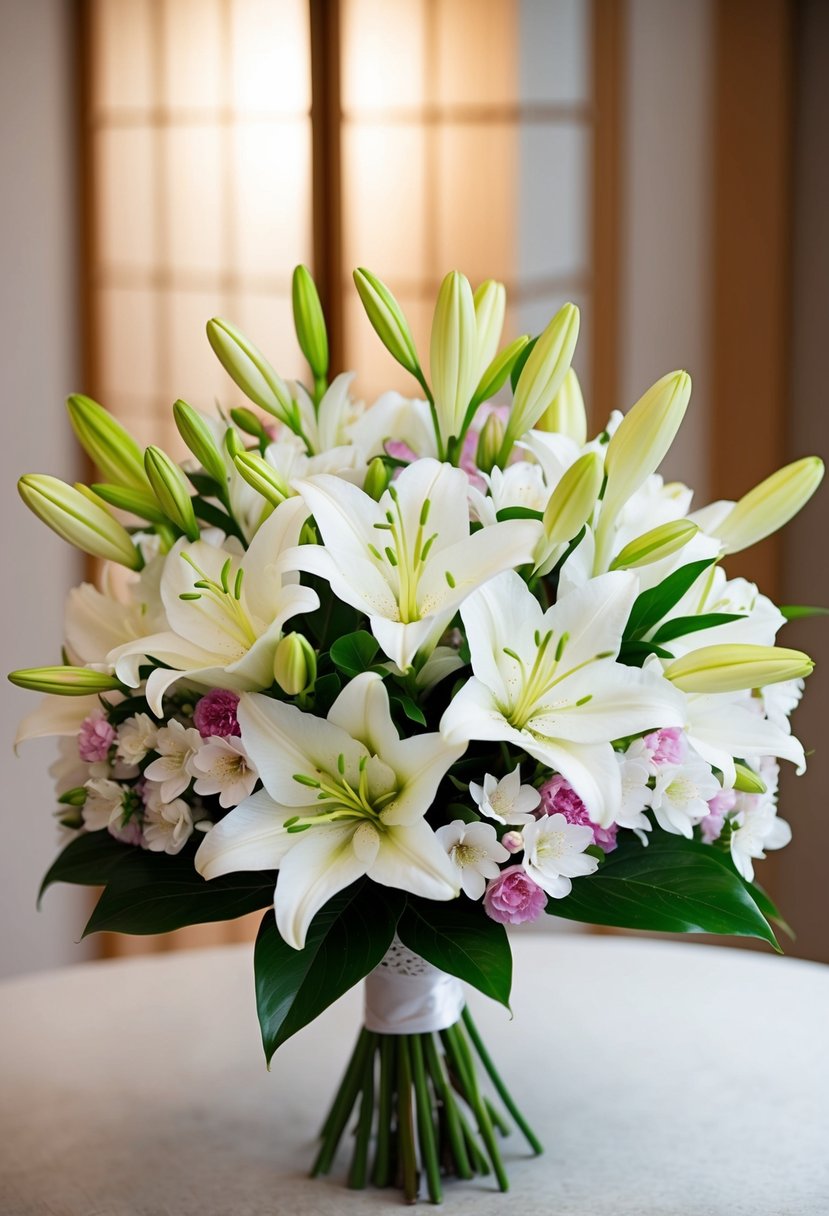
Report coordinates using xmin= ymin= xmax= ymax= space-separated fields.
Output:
xmin=347 ymin=1039 xmax=376 ymax=1189
xmin=462 ymin=1007 xmax=543 ymax=1155
xmin=312 ymin=1029 xmax=374 ymax=1177
xmin=410 ymin=1035 xmax=443 ymax=1203
xmin=371 ymin=1035 xmax=395 ymax=1188
xmin=318 ymin=1027 xmax=367 ymax=1140
xmin=445 ymin=1022 xmax=509 ymax=1192
xmin=396 ymin=1035 xmax=419 ymax=1203
xmin=423 ymin=1032 xmax=472 ymax=1180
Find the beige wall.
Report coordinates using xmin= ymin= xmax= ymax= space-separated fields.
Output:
xmin=0 ymin=0 xmax=93 ymax=976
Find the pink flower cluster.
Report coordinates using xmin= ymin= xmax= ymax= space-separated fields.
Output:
xmin=193 ymin=689 xmax=241 ymax=739
xmin=484 ymin=866 xmax=547 ymax=924
xmin=642 ymin=726 xmax=686 ymax=766
xmin=77 ymin=714 xmax=116 ymax=763
xmin=538 ymin=774 xmax=617 ymax=853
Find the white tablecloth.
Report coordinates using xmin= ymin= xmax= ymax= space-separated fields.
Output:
xmin=1 ymin=936 xmax=827 ymax=1215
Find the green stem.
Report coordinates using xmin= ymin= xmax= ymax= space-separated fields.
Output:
xmin=455 ymin=1102 xmax=490 ymax=1175
xmin=372 ymin=1036 xmax=395 ymax=1188
xmin=462 ymin=1007 xmax=543 ymax=1155
xmin=347 ymin=1039 xmax=376 ymax=1189
xmin=318 ymin=1027 xmax=367 ymax=1140
xmin=312 ymin=1029 xmax=374 ymax=1177
xmin=411 ymin=1035 xmax=442 ymax=1204
xmin=397 ymin=1036 xmax=419 ymax=1203
xmin=485 ymin=1096 xmax=510 ymax=1137
xmin=446 ymin=1023 xmax=509 ymax=1192
xmin=423 ymin=1032 xmax=472 ymax=1180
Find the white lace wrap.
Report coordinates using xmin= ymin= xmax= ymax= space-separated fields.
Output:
xmin=364 ymin=938 xmax=465 ymax=1035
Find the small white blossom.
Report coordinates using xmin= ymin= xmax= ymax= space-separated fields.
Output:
xmin=142 ymin=787 xmax=195 ymax=855
xmin=435 ymin=819 xmax=509 ymax=900
xmin=469 ymin=765 xmax=540 ymax=826
xmin=614 ymin=749 xmax=653 ymax=838
xmin=117 ymin=713 xmax=158 ymax=766
xmin=730 ymin=803 xmax=791 ymax=882
xmin=190 ymin=735 xmax=258 ymax=809
xmin=521 ymin=812 xmax=598 ymax=899
xmin=82 ymin=778 xmax=143 ymax=846
xmin=649 ymin=755 xmax=721 ymax=839
xmin=143 ymin=719 xmax=202 ymax=802
xmin=762 ymin=679 xmax=804 ymax=732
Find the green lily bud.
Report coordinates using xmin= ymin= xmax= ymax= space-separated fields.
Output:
xmin=471 ymin=335 xmax=530 ymax=412
xmin=292 ymin=264 xmax=329 ymax=382
xmin=230 ymin=407 xmax=271 ymax=445
xmin=353 ymin=268 xmax=420 ymax=377
xmin=733 ymin=763 xmax=767 ymax=795
xmin=206 ymin=318 xmax=293 ymax=425
xmin=58 ymin=787 xmax=89 ymax=806
xmin=536 ymin=368 xmax=587 ymax=445
xmin=144 ymin=447 xmax=200 ymax=542
xmin=273 ymin=632 xmax=317 ymax=696
xmin=714 ymin=456 xmax=824 ymax=555
xmin=8 ymin=665 xmax=125 ymax=696
xmin=66 ymin=394 xmax=150 ymax=491
xmin=475 ymin=413 xmax=505 ymax=476
xmin=364 ymin=457 xmax=392 ymax=501
xmin=18 ymin=474 xmax=143 ymax=569
xmin=473 ymin=280 xmax=506 ymax=378
xmin=224 ymin=427 xmax=245 ymax=461
xmin=610 ymin=520 xmax=699 ymax=570
xmin=504 ymin=303 xmax=580 ymax=456
xmin=665 ymin=644 xmax=814 ymax=693
xmin=543 ymin=452 xmax=604 ymax=545
xmin=430 ymin=270 xmax=478 ymax=446
xmin=173 ymin=399 xmax=228 ymax=486
xmin=233 ymin=450 xmax=291 ymax=507
xmin=90 ymin=482 xmax=168 ymax=524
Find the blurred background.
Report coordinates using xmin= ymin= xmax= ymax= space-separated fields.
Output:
xmin=1 ymin=0 xmax=826 ymax=977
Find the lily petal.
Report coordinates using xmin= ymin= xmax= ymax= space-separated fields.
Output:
xmin=195 ymin=789 xmax=296 ymax=879
xmin=275 ymin=824 xmax=369 ymax=949
xmin=369 ymin=820 xmax=459 ymax=899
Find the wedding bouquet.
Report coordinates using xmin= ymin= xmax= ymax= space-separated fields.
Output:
xmin=10 ymin=266 xmax=823 ymax=1203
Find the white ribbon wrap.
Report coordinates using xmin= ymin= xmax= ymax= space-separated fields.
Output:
xmin=364 ymin=938 xmax=465 ymax=1035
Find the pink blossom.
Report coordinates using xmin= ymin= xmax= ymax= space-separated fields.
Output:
xmin=483 ymin=866 xmax=547 ymax=924
xmin=77 ymin=714 xmax=116 ymax=763
xmin=193 ymin=689 xmax=240 ymax=739
xmin=700 ymin=788 xmax=738 ymax=845
xmin=538 ymin=774 xmax=618 ymax=853
xmin=643 ymin=727 xmax=686 ymax=766
xmin=501 ymin=830 xmax=525 ymax=854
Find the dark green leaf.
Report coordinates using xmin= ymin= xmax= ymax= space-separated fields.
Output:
xmin=397 ymin=895 xmax=512 ymax=1008
xmin=510 ymin=335 xmax=538 ymax=392
xmin=779 ymin=604 xmax=829 ymax=620
xmin=39 ymin=831 xmax=136 ymax=905
xmin=651 ymin=612 xmax=745 ymax=645
xmin=624 ymin=559 xmax=714 ymax=640
xmin=192 ymin=497 xmax=247 ymax=543
xmin=330 ymin=630 xmax=381 ymax=677
xmin=255 ymin=881 xmax=403 ymax=1062
xmin=616 ymin=640 xmax=674 ymax=668
xmin=391 ymin=691 xmax=427 ymax=727
xmin=310 ymin=671 xmax=342 ymax=715
xmin=549 ymin=832 xmax=780 ymax=949
xmin=83 ymin=848 xmax=274 ymax=936
xmin=186 ymin=470 xmax=224 ymax=498
xmin=495 ymin=506 xmax=544 ymax=522
xmin=304 ymin=575 xmax=363 ymax=648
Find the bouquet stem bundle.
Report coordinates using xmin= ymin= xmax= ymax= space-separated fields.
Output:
xmin=313 ymin=1007 xmax=541 ymax=1203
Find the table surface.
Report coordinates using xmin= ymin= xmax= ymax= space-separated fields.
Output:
xmin=1 ymin=935 xmax=827 ymax=1216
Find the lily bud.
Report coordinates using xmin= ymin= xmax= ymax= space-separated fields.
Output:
xmin=714 ymin=456 xmax=824 ymax=555
xmin=430 ymin=270 xmax=478 ymax=445
xmin=353 ymin=268 xmax=420 ymax=377
xmin=602 ymin=372 xmax=691 ymax=519
xmin=224 ymin=427 xmax=245 ymax=461
xmin=473 ymin=280 xmax=506 ymax=378
xmin=66 ymin=394 xmax=150 ymax=491
xmin=536 ymin=368 xmax=587 ymax=445
xmin=476 ymin=413 xmax=506 ymax=476
xmin=144 ymin=447 xmax=200 ymax=542
xmin=610 ymin=520 xmax=699 ymax=570
xmin=230 ymin=407 xmax=271 ymax=445
xmin=8 ymin=665 xmax=124 ymax=696
xmin=292 ymin=265 xmax=329 ymax=382
xmin=207 ymin=318 xmax=293 ymax=425
xmin=58 ymin=787 xmax=89 ymax=806
xmin=233 ymin=450 xmax=291 ymax=507
xmin=273 ymin=632 xmax=317 ymax=696
xmin=664 ymin=644 xmax=814 ymax=694
xmin=173 ymin=399 xmax=227 ymax=486
xmin=542 ymin=452 xmax=604 ymax=546
xmin=471 ymin=335 xmax=530 ymax=411
xmin=90 ymin=482 xmax=168 ymax=524
xmin=504 ymin=303 xmax=580 ymax=455
xmin=733 ymin=762 xmax=767 ymax=795
xmin=18 ymin=474 xmax=143 ymax=569
xmin=364 ymin=457 xmax=392 ymax=502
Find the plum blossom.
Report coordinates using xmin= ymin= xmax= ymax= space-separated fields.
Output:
xmin=143 ymin=720 xmax=202 ymax=802
xmin=484 ymin=866 xmax=547 ymax=925
xmin=436 ymin=820 xmax=509 ymax=899
xmin=521 ymin=812 xmax=598 ymax=898
xmin=469 ymin=765 xmax=540 ymax=827
xmin=190 ymin=735 xmax=258 ymax=809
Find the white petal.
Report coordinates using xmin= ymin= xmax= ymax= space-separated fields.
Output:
xmin=293 ymin=473 xmax=386 ymax=565
xmin=521 ymin=738 xmax=623 ymax=828
xmin=528 ymin=664 xmax=685 ymax=744
xmin=380 ymin=731 xmax=465 ymax=826
xmin=541 ymin=570 xmax=638 ymax=672
xmin=14 ymin=693 xmax=101 ymax=748
xmin=328 ymin=671 xmax=400 ymax=757
xmin=275 ymin=824 xmax=368 ymax=949
xmin=368 ymin=820 xmax=459 ymax=899
xmin=686 ymin=694 xmax=807 ymax=781
xmin=195 ymin=789 xmax=295 ymax=879
xmin=458 ymin=571 xmax=544 ymax=707
xmin=418 ymin=518 xmax=542 ymax=619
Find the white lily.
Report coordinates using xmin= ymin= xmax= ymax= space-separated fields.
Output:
xmin=730 ymin=802 xmax=792 ymax=882
xmin=521 ymin=812 xmax=598 ymax=897
xmin=682 ymin=689 xmax=806 ymax=786
xmin=111 ymin=498 xmax=317 ymax=714
xmin=287 ymin=458 xmax=542 ymax=671
xmin=440 ymin=570 xmax=685 ymax=826
xmin=195 ymin=672 xmax=463 ymax=950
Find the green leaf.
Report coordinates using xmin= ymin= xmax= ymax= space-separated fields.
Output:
xmin=624 ymin=559 xmax=714 ymax=641
xmin=397 ymin=895 xmax=512 ymax=1008
xmin=329 ymin=630 xmax=380 ymax=677
xmin=495 ymin=506 xmax=544 ymax=522
xmin=191 ymin=497 xmax=247 ymax=543
xmin=391 ymin=691 xmax=427 ymax=726
xmin=310 ymin=671 xmax=342 ymax=715
xmin=617 ymin=639 xmax=674 ymax=668
xmin=779 ymin=604 xmax=829 ymax=620
xmin=651 ymin=612 xmax=745 ymax=645
xmin=549 ymin=833 xmax=780 ymax=949
xmin=82 ymin=848 xmax=273 ymax=936
xmin=254 ymin=881 xmax=403 ymax=1062
xmin=39 ymin=831 xmax=136 ymax=905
